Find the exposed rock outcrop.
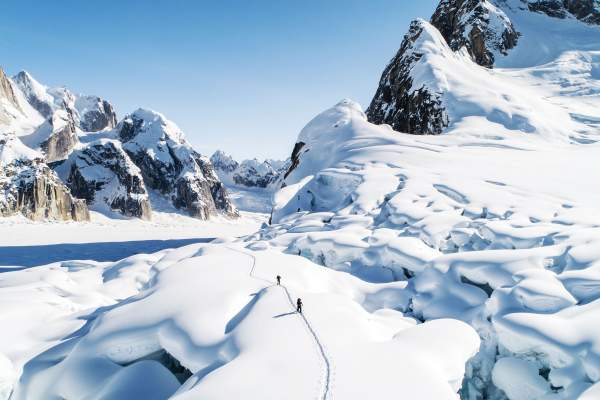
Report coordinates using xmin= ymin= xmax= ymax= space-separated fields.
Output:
xmin=430 ymin=0 xmax=519 ymax=67
xmin=366 ymin=20 xmax=450 ymax=134
xmin=76 ymin=96 xmax=118 ymax=132
xmin=0 ymin=68 xmax=21 ymax=115
xmin=54 ymin=139 xmax=151 ymax=219
xmin=0 ymin=133 xmax=89 ymax=221
xmin=211 ymin=150 xmax=288 ymax=189
xmin=118 ymin=109 xmax=238 ymax=219
xmin=526 ymin=0 xmax=600 ymax=24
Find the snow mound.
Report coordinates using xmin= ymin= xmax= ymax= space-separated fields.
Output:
xmin=250 ymin=96 xmax=600 ymax=397
xmin=3 ymin=244 xmax=479 ymax=400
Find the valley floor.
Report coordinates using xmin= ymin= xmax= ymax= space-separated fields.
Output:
xmin=0 ymin=211 xmax=267 ymax=268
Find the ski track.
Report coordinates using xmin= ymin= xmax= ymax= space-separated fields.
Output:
xmin=228 ymin=246 xmax=333 ymax=400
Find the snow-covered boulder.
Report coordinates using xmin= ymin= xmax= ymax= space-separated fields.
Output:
xmin=0 ymin=132 xmax=89 ymax=221
xmin=118 ymin=109 xmax=238 ymax=219
xmin=430 ymin=0 xmax=519 ymax=67
xmin=54 ymin=139 xmax=151 ymax=219
xmin=211 ymin=150 xmax=288 ymax=189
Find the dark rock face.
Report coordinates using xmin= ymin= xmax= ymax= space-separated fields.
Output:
xmin=40 ymin=110 xmax=80 ymax=163
xmin=430 ymin=0 xmax=519 ymax=67
xmin=284 ymin=142 xmax=306 ymax=180
xmin=527 ymin=0 xmax=600 ymax=24
xmin=77 ymin=97 xmax=118 ymax=132
xmin=366 ymin=21 xmax=450 ymax=135
xmin=55 ymin=140 xmax=151 ymax=219
xmin=118 ymin=110 xmax=238 ymax=219
xmin=0 ymin=134 xmax=89 ymax=221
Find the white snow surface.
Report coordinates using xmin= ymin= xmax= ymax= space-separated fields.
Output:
xmin=2 ymin=2 xmax=600 ymax=399
xmin=1 ymin=243 xmax=479 ymax=400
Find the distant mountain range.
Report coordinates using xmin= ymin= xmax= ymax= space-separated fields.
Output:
xmin=0 ymin=70 xmax=238 ymax=220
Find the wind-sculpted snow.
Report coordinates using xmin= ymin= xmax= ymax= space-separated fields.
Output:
xmin=1 ymin=244 xmax=479 ymax=400
xmin=244 ymin=99 xmax=600 ymax=398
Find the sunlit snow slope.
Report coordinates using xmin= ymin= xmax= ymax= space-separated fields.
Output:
xmin=254 ymin=97 xmax=600 ymax=399
xmin=1 ymin=244 xmax=478 ymax=400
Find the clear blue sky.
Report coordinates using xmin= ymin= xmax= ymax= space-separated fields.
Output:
xmin=1 ymin=0 xmax=438 ymax=160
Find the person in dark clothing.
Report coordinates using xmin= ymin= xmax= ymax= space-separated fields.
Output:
xmin=296 ymin=298 xmax=303 ymax=314
xmin=276 ymin=275 xmax=281 ymax=285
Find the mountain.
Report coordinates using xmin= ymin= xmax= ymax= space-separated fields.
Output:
xmin=211 ymin=150 xmax=288 ymax=189
xmin=0 ymin=70 xmax=237 ymax=221
xmin=54 ymin=139 xmax=151 ymax=219
xmin=117 ymin=109 xmax=238 ymax=219
xmin=0 ymin=132 xmax=89 ymax=221
xmin=13 ymin=71 xmax=117 ymax=162
xmin=367 ymin=0 xmax=600 ymax=142
xmin=268 ymin=2 xmax=600 ymax=398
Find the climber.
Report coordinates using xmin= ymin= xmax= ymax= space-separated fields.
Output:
xmin=276 ymin=275 xmax=281 ymax=285
xmin=296 ymin=298 xmax=303 ymax=314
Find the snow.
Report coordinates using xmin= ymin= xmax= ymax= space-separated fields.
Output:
xmin=251 ymin=95 xmax=600 ymax=397
xmin=2 ymin=244 xmax=479 ymax=400
xmin=2 ymin=1 xmax=600 ymax=398
xmin=0 ymin=133 xmax=41 ymax=166
xmin=0 ymin=211 xmax=266 ymax=268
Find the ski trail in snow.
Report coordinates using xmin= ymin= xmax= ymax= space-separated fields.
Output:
xmin=227 ymin=246 xmax=333 ymax=400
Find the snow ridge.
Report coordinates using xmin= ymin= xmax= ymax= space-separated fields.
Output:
xmin=229 ymin=245 xmax=333 ymax=400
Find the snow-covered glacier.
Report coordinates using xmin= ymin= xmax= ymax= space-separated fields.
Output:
xmin=2 ymin=0 xmax=600 ymax=399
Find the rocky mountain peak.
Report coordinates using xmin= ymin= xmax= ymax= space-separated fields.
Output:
xmin=0 ymin=68 xmax=22 ymax=114
xmin=366 ymin=20 xmax=451 ymax=134
xmin=117 ymin=110 xmax=239 ymax=219
xmin=430 ymin=0 xmax=519 ymax=67
xmin=55 ymin=139 xmax=151 ymax=219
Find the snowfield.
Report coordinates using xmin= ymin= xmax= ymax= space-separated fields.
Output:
xmin=0 ymin=243 xmax=479 ymax=400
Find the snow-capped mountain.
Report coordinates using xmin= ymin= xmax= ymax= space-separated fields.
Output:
xmin=12 ymin=71 xmax=117 ymax=162
xmin=116 ymin=110 xmax=238 ymax=219
xmin=256 ymin=2 xmax=600 ymax=398
xmin=211 ymin=150 xmax=288 ymax=189
xmin=54 ymin=139 xmax=151 ymax=219
xmin=0 ymin=132 xmax=89 ymax=221
xmin=0 ymin=69 xmax=238 ymax=220
xmin=367 ymin=0 xmax=600 ymax=143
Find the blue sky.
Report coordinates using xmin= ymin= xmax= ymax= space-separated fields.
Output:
xmin=1 ymin=0 xmax=438 ymax=160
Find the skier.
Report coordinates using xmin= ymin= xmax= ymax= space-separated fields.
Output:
xmin=276 ymin=275 xmax=281 ymax=285
xmin=296 ymin=298 xmax=303 ymax=314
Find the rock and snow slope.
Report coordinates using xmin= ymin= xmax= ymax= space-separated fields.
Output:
xmin=0 ymin=132 xmax=89 ymax=221
xmin=2 ymin=0 xmax=600 ymax=399
xmin=253 ymin=96 xmax=600 ymax=399
xmin=367 ymin=0 xmax=600 ymax=142
xmin=0 ymin=70 xmax=237 ymax=221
